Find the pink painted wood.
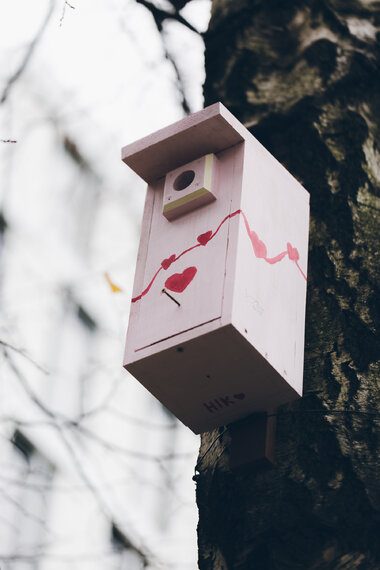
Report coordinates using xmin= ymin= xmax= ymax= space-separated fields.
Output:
xmin=122 ymin=103 xmax=309 ymax=434
xmin=121 ymin=102 xmax=246 ymax=182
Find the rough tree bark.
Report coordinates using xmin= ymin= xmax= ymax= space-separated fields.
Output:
xmin=196 ymin=1 xmax=380 ymax=569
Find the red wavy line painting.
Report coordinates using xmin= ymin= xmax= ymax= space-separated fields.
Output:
xmin=132 ymin=209 xmax=307 ymax=303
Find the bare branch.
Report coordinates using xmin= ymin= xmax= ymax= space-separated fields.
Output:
xmin=82 ymin=404 xmax=178 ymax=430
xmin=0 ymin=0 xmax=55 ymax=104
xmin=134 ymin=0 xmax=199 ymax=114
xmin=167 ymin=0 xmax=193 ymax=10
xmin=3 ymin=349 xmax=187 ymax=465
xmin=59 ymin=0 xmax=75 ymax=27
xmin=161 ymin=33 xmax=191 ymax=115
xmin=0 ymin=339 xmax=49 ymax=375
xmin=54 ymin=427 xmax=153 ymax=566
xmin=135 ymin=0 xmax=199 ymax=34
xmin=1 ymin=416 xmax=57 ymax=427
xmin=2 ymin=350 xmax=159 ymax=566
xmin=0 ymin=511 xmax=20 ymax=534
xmin=3 ymin=349 xmax=62 ymax=424
xmin=61 ymin=134 xmax=95 ymax=174
xmin=0 ymin=489 xmax=52 ymax=530
xmin=72 ymin=422 xmax=194 ymax=462
xmin=0 ymin=547 xmax=164 ymax=564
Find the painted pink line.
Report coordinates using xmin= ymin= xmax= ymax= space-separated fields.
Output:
xmin=296 ymin=260 xmax=307 ymax=281
xmin=175 ymin=243 xmax=201 ymax=262
xmin=131 ymin=208 xmax=306 ymax=303
xmin=132 ymin=211 xmax=239 ymax=301
xmin=239 ymin=210 xmax=306 ymax=279
xmin=132 ymin=266 xmax=163 ymax=303
xmin=239 ymin=209 xmax=250 ymax=235
xmin=211 ymin=209 xmax=241 ymax=240
xmin=265 ymin=251 xmax=287 ymax=264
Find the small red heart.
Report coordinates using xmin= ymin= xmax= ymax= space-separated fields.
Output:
xmin=161 ymin=254 xmax=176 ymax=270
xmin=287 ymin=242 xmax=299 ymax=262
xmin=249 ymin=231 xmax=267 ymax=258
xmin=165 ymin=266 xmax=197 ymax=293
xmin=197 ymin=231 xmax=213 ymax=246
xmin=233 ymin=393 xmax=246 ymax=400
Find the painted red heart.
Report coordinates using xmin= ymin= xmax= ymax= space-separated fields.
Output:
xmin=161 ymin=254 xmax=176 ymax=270
xmin=165 ymin=266 xmax=197 ymax=293
xmin=197 ymin=230 xmax=213 ymax=246
xmin=249 ymin=231 xmax=267 ymax=258
xmin=287 ymin=242 xmax=299 ymax=262
xmin=233 ymin=393 xmax=246 ymax=400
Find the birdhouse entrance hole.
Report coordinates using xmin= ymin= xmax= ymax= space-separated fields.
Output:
xmin=173 ymin=170 xmax=195 ymax=191
xmin=162 ymin=153 xmax=217 ymax=221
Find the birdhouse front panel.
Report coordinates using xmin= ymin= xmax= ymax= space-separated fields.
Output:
xmin=131 ymin=146 xmax=243 ymax=351
xmin=122 ymin=103 xmax=309 ymax=434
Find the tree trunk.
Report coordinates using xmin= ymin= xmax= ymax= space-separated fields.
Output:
xmin=196 ymin=1 xmax=380 ymax=568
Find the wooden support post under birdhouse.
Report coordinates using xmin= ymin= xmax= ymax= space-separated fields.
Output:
xmin=229 ymin=410 xmax=277 ymax=470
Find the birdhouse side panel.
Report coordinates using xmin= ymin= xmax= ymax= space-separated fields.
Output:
xmin=124 ymin=184 xmax=157 ymax=365
xmin=231 ymin=139 xmax=309 ymax=396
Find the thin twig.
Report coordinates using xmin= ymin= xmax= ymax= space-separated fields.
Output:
xmin=135 ymin=0 xmax=196 ymax=114
xmin=1 ymin=0 xmax=55 ymax=104
xmin=161 ymin=31 xmax=191 ymax=115
xmin=83 ymin=404 xmax=178 ymax=430
xmin=73 ymin=422 xmax=194 ymax=462
xmin=59 ymin=0 xmax=75 ymax=27
xmin=56 ymin=427 xmax=152 ymax=566
xmin=0 ymin=488 xmax=53 ymax=530
xmin=77 ymin=375 xmax=124 ymax=420
xmin=0 ymin=339 xmax=49 ymax=374
xmin=4 ymin=349 xmax=153 ymax=566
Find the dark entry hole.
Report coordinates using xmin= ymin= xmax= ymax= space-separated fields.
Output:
xmin=173 ymin=170 xmax=195 ymax=191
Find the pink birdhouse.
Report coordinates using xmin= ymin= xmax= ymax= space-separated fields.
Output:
xmin=122 ymin=103 xmax=309 ymax=435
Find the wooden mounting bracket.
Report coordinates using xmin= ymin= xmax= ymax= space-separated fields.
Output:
xmin=230 ymin=410 xmax=277 ymax=470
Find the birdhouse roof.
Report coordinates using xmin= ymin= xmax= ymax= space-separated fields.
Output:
xmin=121 ymin=102 xmax=249 ymax=183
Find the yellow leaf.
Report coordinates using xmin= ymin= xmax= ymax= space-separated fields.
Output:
xmin=105 ymin=273 xmax=123 ymax=293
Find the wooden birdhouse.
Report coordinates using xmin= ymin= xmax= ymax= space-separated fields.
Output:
xmin=122 ymin=103 xmax=309 ymax=435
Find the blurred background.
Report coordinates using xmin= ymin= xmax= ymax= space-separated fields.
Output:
xmin=0 ymin=1 xmax=211 ymax=568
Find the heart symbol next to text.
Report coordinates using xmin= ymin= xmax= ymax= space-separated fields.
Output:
xmin=234 ymin=393 xmax=246 ymax=401
xmin=165 ymin=266 xmax=197 ymax=293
